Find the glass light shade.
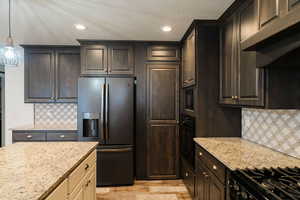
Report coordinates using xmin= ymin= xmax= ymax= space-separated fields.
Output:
xmin=0 ymin=45 xmax=19 ymax=66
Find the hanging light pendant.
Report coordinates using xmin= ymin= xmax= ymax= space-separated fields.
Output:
xmin=0 ymin=0 xmax=18 ymax=66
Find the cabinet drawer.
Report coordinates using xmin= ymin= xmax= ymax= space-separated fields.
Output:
xmin=68 ymin=150 xmax=96 ymax=193
xmin=147 ymin=46 xmax=180 ymax=61
xmin=46 ymin=178 xmax=68 ymax=200
xmin=46 ymin=132 xmax=78 ymax=141
xmin=12 ymin=132 xmax=46 ymax=142
xmin=196 ymin=145 xmax=226 ymax=184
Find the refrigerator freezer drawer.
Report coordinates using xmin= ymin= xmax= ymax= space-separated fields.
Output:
xmin=97 ymin=146 xmax=134 ymax=186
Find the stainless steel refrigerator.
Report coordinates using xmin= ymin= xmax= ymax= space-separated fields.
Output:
xmin=78 ymin=77 xmax=134 ymax=186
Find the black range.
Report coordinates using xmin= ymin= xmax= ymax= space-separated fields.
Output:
xmin=230 ymin=167 xmax=300 ymax=200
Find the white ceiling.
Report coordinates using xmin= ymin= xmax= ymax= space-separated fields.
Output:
xmin=0 ymin=0 xmax=234 ymax=45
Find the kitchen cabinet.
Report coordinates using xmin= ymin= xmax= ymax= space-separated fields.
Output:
xmin=12 ymin=130 xmax=78 ymax=142
xmin=24 ymin=46 xmax=80 ymax=103
xmin=219 ymin=0 xmax=264 ymax=107
xmin=24 ymin=48 xmax=55 ymax=103
xmin=79 ymin=41 xmax=134 ymax=75
xmin=219 ymin=14 xmax=236 ymax=105
xmin=147 ymin=45 xmax=180 ymax=61
xmin=108 ymin=45 xmax=134 ymax=74
xmin=46 ymin=150 xmax=96 ymax=200
xmin=146 ymin=63 xmax=180 ymax=179
xmin=182 ymin=29 xmax=196 ymax=87
xmin=55 ymin=49 xmax=81 ymax=102
xmin=195 ymin=145 xmax=226 ymax=200
xmin=259 ymin=0 xmax=279 ymax=28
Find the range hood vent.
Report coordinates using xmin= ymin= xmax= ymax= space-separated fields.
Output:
xmin=256 ymin=31 xmax=300 ymax=67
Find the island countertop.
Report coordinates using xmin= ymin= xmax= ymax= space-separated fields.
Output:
xmin=194 ymin=137 xmax=300 ymax=170
xmin=0 ymin=142 xmax=98 ymax=200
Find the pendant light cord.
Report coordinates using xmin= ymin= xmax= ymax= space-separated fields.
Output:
xmin=8 ymin=0 xmax=11 ymax=38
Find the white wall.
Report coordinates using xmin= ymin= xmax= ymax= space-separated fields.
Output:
xmin=4 ymin=48 xmax=34 ymax=145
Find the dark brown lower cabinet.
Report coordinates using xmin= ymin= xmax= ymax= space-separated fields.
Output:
xmin=195 ymin=145 xmax=226 ymax=200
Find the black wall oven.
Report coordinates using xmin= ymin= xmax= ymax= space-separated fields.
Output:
xmin=180 ymin=114 xmax=195 ymax=168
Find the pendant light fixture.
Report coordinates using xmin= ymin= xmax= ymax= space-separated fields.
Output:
xmin=0 ymin=0 xmax=18 ymax=66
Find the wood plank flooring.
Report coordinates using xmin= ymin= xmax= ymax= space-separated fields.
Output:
xmin=96 ymin=180 xmax=192 ymax=200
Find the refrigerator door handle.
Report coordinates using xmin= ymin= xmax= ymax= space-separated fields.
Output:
xmin=105 ymin=83 xmax=109 ymax=140
xmin=100 ymin=84 xmax=105 ymax=141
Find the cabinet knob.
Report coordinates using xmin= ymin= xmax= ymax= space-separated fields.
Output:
xmin=212 ymin=165 xmax=218 ymax=170
xmin=59 ymin=135 xmax=65 ymax=138
xmin=199 ymin=152 xmax=203 ymax=156
xmin=202 ymin=172 xmax=209 ymax=178
xmin=185 ymin=172 xmax=189 ymax=177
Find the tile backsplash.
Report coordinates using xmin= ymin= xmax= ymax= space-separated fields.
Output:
xmin=34 ymin=104 xmax=77 ymax=127
xmin=242 ymin=108 xmax=300 ymax=159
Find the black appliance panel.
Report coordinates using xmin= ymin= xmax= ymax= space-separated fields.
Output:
xmin=97 ymin=145 xmax=134 ymax=186
xmin=106 ymin=78 xmax=134 ymax=145
xmin=180 ymin=115 xmax=195 ymax=168
xmin=184 ymin=87 xmax=194 ymax=111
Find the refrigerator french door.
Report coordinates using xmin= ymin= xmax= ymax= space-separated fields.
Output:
xmin=78 ymin=77 xmax=134 ymax=186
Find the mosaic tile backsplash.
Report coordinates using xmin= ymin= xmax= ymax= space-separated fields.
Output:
xmin=34 ymin=104 xmax=77 ymax=127
xmin=242 ymin=108 xmax=300 ymax=159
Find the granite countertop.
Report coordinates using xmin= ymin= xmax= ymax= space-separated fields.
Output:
xmin=12 ymin=124 xmax=77 ymax=131
xmin=194 ymin=137 xmax=300 ymax=170
xmin=0 ymin=142 xmax=98 ymax=200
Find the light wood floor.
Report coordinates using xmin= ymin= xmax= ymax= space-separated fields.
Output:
xmin=96 ymin=180 xmax=192 ymax=200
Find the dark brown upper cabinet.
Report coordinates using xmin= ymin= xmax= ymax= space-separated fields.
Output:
xmin=80 ymin=43 xmax=134 ymax=75
xmin=81 ymin=45 xmax=108 ymax=75
xmin=237 ymin=0 xmax=264 ymax=107
xmin=220 ymin=0 xmax=264 ymax=107
xmin=25 ymin=48 xmax=55 ymax=103
xmin=108 ymin=45 xmax=134 ymax=74
xmin=24 ymin=46 xmax=80 ymax=103
xmin=241 ymin=0 xmax=300 ymax=50
xmin=182 ymin=29 xmax=196 ymax=88
xmin=219 ymin=14 xmax=236 ymax=105
xmin=147 ymin=45 xmax=180 ymax=62
xmin=55 ymin=49 xmax=81 ymax=102
xmin=259 ymin=0 xmax=279 ymax=28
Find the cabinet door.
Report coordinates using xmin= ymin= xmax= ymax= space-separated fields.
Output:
xmin=81 ymin=45 xmax=107 ymax=75
xmin=196 ymin=163 xmax=207 ymax=200
xmin=259 ymin=0 xmax=279 ymax=27
xmin=24 ymin=49 xmax=55 ymax=103
xmin=147 ymin=45 xmax=180 ymax=61
xmin=237 ymin=0 xmax=264 ymax=107
xmin=55 ymin=49 xmax=80 ymax=102
xmin=147 ymin=124 xmax=179 ymax=179
xmin=108 ymin=45 xmax=134 ymax=74
xmin=83 ymin=168 xmax=96 ymax=200
xmin=146 ymin=63 xmax=180 ymax=179
xmin=206 ymin=170 xmax=225 ymax=200
xmin=220 ymin=15 xmax=237 ymax=105
xmin=147 ymin=63 xmax=179 ymax=123
xmin=182 ymin=30 xmax=196 ymax=87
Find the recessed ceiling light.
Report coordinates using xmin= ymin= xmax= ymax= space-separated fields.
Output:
xmin=74 ymin=24 xmax=86 ymax=30
xmin=161 ymin=26 xmax=172 ymax=32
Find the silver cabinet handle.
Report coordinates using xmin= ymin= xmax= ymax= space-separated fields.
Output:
xmin=59 ymin=135 xmax=65 ymax=138
xmin=26 ymin=135 xmax=32 ymax=139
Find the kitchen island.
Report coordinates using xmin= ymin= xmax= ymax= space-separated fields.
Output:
xmin=0 ymin=142 xmax=98 ymax=200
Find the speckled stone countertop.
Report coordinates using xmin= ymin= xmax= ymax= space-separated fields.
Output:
xmin=0 ymin=142 xmax=98 ymax=200
xmin=194 ymin=137 xmax=300 ymax=170
xmin=12 ymin=124 xmax=77 ymax=131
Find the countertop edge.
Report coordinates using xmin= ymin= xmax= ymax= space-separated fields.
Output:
xmin=38 ymin=143 xmax=98 ymax=200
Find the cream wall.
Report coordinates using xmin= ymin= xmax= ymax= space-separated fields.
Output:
xmin=4 ymin=48 xmax=34 ymax=145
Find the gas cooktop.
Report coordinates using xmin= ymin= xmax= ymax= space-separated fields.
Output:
xmin=230 ymin=167 xmax=300 ymax=200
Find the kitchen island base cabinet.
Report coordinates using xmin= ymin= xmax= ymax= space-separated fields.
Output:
xmin=46 ymin=150 xmax=96 ymax=200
